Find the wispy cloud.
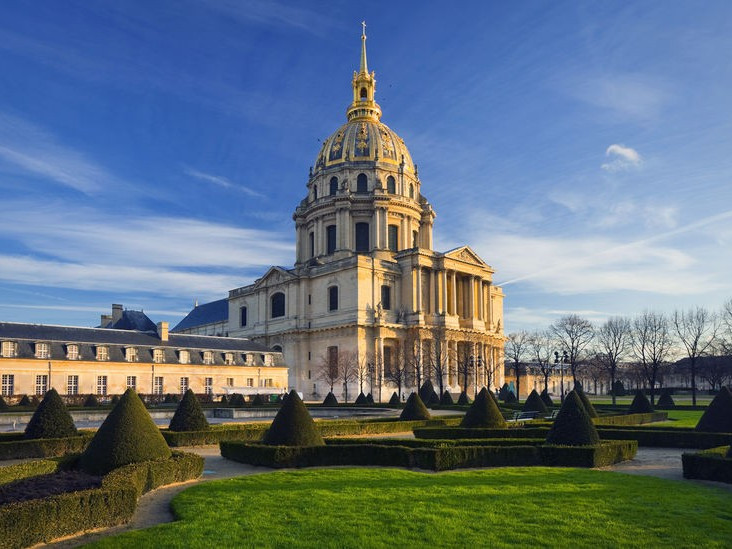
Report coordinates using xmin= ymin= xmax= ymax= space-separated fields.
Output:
xmin=569 ymin=73 xmax=670 ymax=121
xmin=601 ymin=143 xmax=643 ymax=172
xmin=183 ymin=167 xmax=265 ymax=198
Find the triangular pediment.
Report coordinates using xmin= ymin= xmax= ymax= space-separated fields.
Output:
xmin=444 ymin=246 xmax=488 ymax=267
xmin=253 ymin=266 xmax=297 ymax=288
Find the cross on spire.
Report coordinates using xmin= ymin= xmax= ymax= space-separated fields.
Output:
xmin=361 ymin=20 xmax=366 ymax=37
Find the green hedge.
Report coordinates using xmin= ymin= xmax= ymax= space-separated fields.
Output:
xmin=593 ymin=412 xmax=668 ymax=426
xmin=596 ymin=428 xmax=732 ymax=449
xmin=325 ymin=437 xmax=547 ymax=448
xmin=0 ymin=432 xmax=94 ymax=460
xmin=0 ymin=459 xmax=60 ymax=485
xmin=539 ymin=441 xmax=637 ymax=467
xmin=0 ymin=451 xmax=202 ymax=549
xmin=414 ymin=427 xmax=550 ymax=440
xmin=162 ymin=424 xmax=269 ymax=447
xmin=682 ymin=446 xmax=732 ymax=484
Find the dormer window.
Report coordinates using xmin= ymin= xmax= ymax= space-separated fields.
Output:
xmin=67 ymin=344 xmax=79 ymax=360
xmin=203 ymin=351 xmax=214 ymax=365
xmin=125 ymin=347 xmax=137 ymax=362
xmin=179 ymin=350 xmax=189 ymax=364
xmin=153 ymin=349 xmax=165 ymax=363
xmin=96 ymin=346 xmax=108 ymax=361
xmin=224 ymin=352 xmax=235 ymax=365
xmin=1 ymin=341 xmax=17 ymax=358
xmin=35 ymin=342 xmax=49 ymax=359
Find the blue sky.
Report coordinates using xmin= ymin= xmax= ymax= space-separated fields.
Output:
xmin=0 ymin=1 xmax=730 ymax=332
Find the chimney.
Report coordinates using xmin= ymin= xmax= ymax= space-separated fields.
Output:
xmin=100 ymin=314 xmax=112 ymax=327
xmin=157 ymin=321 xmax=169 ymax=342
xmin=112 ymin=304 xmax=123 ymax=322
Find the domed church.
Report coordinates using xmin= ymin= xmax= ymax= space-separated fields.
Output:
xmin=174 ymin=27 xmax=505 ymax=400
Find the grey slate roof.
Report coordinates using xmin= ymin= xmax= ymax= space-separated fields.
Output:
xmin=0 ymin=322 xmax=270 ymax=353
xmin=171 ymin=298 xmax=228 ymax=332
xmin=103 ymin=310 xmax=157 ymax=332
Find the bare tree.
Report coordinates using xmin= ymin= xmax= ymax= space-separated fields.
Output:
xmin=505 ymin=331 xmax=529 ymax=400
xmin=595 ymin=316 xmax=632 ymax=405
xmin=673 ymin=307 xmax=719 ymax=406
xmin=455 ymin=339 xmax=477 ymax=395
xmin=317 ymin=347 xmax=340 ymax=394
xmin=356 ymin=352 xmax=372 ymax=396
xmin=384 ymin=341 xmax=410 ymax=399
xmin=480 ymin=342 xmax=499 ymax=393
xmin=337 ymin=350 xmax=359 ymax=403
xmin=550 ymin=314 xmax=595 ymax=387
xmin=528 ymin=331 xmax=554 ymax=394
xmin=632 ymin=311 xmax=672 ymax=405
xmin=697 ymin=352 xmax=732 ymax=392
xmin=403 ymin=330 xmax=425 ymax=391
xmin=426 ymin=326 xmax=451 ymax=396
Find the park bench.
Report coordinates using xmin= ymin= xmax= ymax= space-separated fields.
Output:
xmin=510 ymin=410 xmax=540 ymax=422
xmin=544 ymin=409 xmax=560 ymax=420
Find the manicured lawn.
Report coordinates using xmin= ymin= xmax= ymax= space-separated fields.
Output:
xmin=649 ymin=409 xmax=704 ymax=428
xmin=89 ymin=468 xmax=732 ymax=548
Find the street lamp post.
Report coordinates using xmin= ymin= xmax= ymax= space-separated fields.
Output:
xmin=554 ymin=351 xmax=569 ymax=403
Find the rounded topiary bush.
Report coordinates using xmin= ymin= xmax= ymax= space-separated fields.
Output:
xmin=540 ymin=389 xmax=554 ymax=407
xmin=229 ymin=393 xmax=245 ymax=407
xmin=262 ymin=390 xmax=324 ymax=446
xmin=252 ymin=394 xmax=266 ymax=406
xmin=575 ymin=386 xmax=598 ymax=418
xmin=18 ymin=395 xmax=32 ymax=407
xmin=440 ymin=390 xmax=454 ymax=405
xmin=366 ymin=393 xmax=374 ymax=404
xmin=83 ymin=394 xmax=100 ymax=408
xmin=457 ymin=391 xmax=470 ymax=405
xmin=523 ymin=389 xmax=548 ymax=414
xmin=695 ymin=387 xmax=732 ymax=433
xmin=628 ymin=390 xmax=653 ymax=414
xmin=323 ymin=392 xmax=338 ymax=406
xmin=461 ymin=387 xmax=507 ymax=428
xmin=388 ymin=392 xmax=401 ymax=406
xmin=24 ymin=388 xmax=78 ymax=440
xmin=657 ymin=390 xmax=675 ymax=409
xmin=545 ymin=390 xmax=600 ymax=446
xmin=78 ymin=388 xmax=171 ymax=475
xmin=400 ymin=392 xmax=431 ymax=420
xmin=354 ymin=392 xmax=368 ymax=405
xmin=169 ymin=389 xmax=210 ymax=432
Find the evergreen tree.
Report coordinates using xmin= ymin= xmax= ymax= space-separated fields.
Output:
xmin=323 ymin=392 xmax=338 ymax=406
xmin=440 ymin=390 xmax=454 ymax=405
xmin=399 ymin=392 xmax=431 ymax=420
xmin=545 ymin=390 xmax=600 ymax=446
xmin=628 ymin=390 xmax=653 ymax=414
xmin=523 ymin=389 xmax=548 ymax=414
xmin=169 ymin=389 xmax=210 ymax=431
xmin=540 ymin=388 xmax=554 ymax=407
xmin=262 ymin=390 xmax=324 ymax=446
xmin=388 ymin=392 xmax=401 ymax=406
xmin=461 ymin=387 xmax=507 ymax=428
xmin=695 ymin=387 xmax=732 ymax=433
xmin=24 ymin=388 xmax=78 ymax=439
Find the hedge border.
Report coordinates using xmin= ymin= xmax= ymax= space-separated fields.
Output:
xmin=219 ymin=439 xmax=635 ymax=471
xmin=0 ymin=432 xmax=94 ymax=461
xmin=0 ymin=459 xmax=60 ymax=485
xmin=0 ymin=451 xmax=203 ymax=549
xmin=682 ymin=446 xmax=732 ymax=484
xmin=593 ymin=412 xmax=668 ymax=426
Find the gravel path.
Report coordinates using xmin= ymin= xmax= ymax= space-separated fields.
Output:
xmin=41 ymin=445 xmax=731 ymax=547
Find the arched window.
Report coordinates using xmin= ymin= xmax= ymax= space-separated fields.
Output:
xmin=329 ymin=176 xmax=338 ymax=196
xmin=386 ymin=176 xmax=396 ymax=194
xmin=328 ymin=286 xmax=338 ymax=311
xmin=271 ymin=292 xmax=285 ymax=318
xmin=326 ymin=225 xmax=337 ymax=254
xmin=272 ymin=345 xmax=283 ymax=353
xmin=360 ymin=87 xmax=367 ymax=99
xmin=313 ymin=184 xmax=318 ymax=200
xmin=357 ymin=173 xmax=368 ymax=193
xmin=355 ymin=222 xmax=369 ymax=252
xmin=412 ymin=230 xmax=419 ymax=248
xmin=388 ymin=224 xmax=399 ymax=252
xmin=409 ymin=184 xmax=414 ymax=199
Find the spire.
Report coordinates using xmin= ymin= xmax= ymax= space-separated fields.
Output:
xmin=360 ymin=21 xmax=368 ymax=74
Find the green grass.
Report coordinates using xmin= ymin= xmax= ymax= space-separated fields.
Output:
xmin=648 ymin=409 xmax=704 ymax=428
xmin=89 ymin=468 xmax=732 ymax=548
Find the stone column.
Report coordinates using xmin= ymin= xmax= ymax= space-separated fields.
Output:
xmin=415 ymin=266 xmax=422 ymax=312
xmin=469 ymin=276 xmax=476 ymax=319
xmin=451 ymin=271 xmax=458 ymax=316
xmin=428 ymin=269 xmax=435 ymax=314
xmin=440 ymin=270 xmax=447 ymax=314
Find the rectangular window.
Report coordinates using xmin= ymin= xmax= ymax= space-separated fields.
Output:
xmin=35 ymin=342 xmax=49 ymax=359
xmin=96 ymin=346 xmax=108 ymax=361
xmin=125 ymin=347 xmax=137 ymax=362
xmin=1 ymin=341 xmax=17 ymax=358
xmin=328 ymin=286 xmax=338 ymax=311
xmin=179 ymin=350 xmax=189 ymax=364
xmin=413 ymin=230 xmax=419 ymax=248
xmin=2 ymin=374 xmax=15 ymax=396
xmin=96 ymin=375 xmax=107 ymax=396
xmin=35 ymin=374 xmax=48 ymax=395
xmin=227 ymin=377 xmax=234 ymax=387
xmin=67 ymin=375 xmax=79 ymax=396
xmin=67 ymin=344 xmax=79 ymax=360
xmin=326 ymin=224 xmax=336 ymax=254
xmin=126 ymin=376 xmax=137 ymax=390
xmin=388 ymin=224 xmax=399 ymax=252
xmin=154 ymin=376 xmax=164 ymax=395
xmin=246 ymin=378 xmax=254 ymax=387
xmin=205 ymin=377 xmax=213 ymax=395
xmin=381 ymin=285 xmax=392 ymax=310
xmin=240 ymin=306 xmax=248 ymax=327
xmin=384 ymin=347 xmax=393 ymax=375
xmin=308 ymin=232 xmax=314 ymax=258
xmin=355 ymin=222 xmax=370 ymax=252
xmin=225 ymin=352 xmax=235 ymax=365
xmin=153 ymin=349 xmax=165 ymax=363
xmin=180 ymin=377 xmax=189 ymax=394
xmin=327 ymin=346 xmax=338 ymax=379
xmin=203 ymin=351 xmax=214 ymax=365
xmin=264 ymin=379 xmax=273 ymax=388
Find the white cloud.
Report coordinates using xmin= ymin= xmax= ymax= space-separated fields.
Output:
xmin=184 ymin=167 xmax=265 ymax=198
xmin=601 ymin=144 xmax=643 ymax=172
xmin=569 ymin=73 xmax=670 ymax=121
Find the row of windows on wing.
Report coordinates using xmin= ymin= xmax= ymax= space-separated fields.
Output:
xmin=0 ymin=341 xmax=271 ymax=366
xmin=239 ymin=284 xmax=393 ymax=326
xmin=307 ymin=222 xmax=419 ymax=257
xmin=0 ymin=374 xmax=276 ymax=397
xmin=312 ymin=174 xmax=415 ymax=200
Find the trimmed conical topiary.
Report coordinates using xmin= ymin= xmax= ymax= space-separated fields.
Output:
xmin=78 ymin=388 xmax=171 ymax=474
xmin=83 ymin=394 xmax=100 ymax=407
xmin=523 ymin=389 xmax=548 ymax=414
xmin=540 ymin=389 xmax=554 ymax=407
xmin=461 ymin=387 xmax=507 ymax=428
xmin=628 ymin=390 xmax=653 ymax=414
xmin=24 ymin=388 xmax=77 ymax=439
xmin=575 ymin=386 xmax=599 ymax=418
xmin=323 ymin=392 xmax=338 ymax=406
xmin=219 ymin=394 xmax=228 ymax=405
xmin=440 ymin=390 xmax=454 ymax=405
xmin=366 ymin=393 xmax=374 ymax=404
xmin=657 ymin=390 xmax=675 ymax=409
xmin=419 ymin=380 xmax=439 ymax=405
xmin=457 ymin=391 xmax=471 ymax=405
xmin=546 ymin=390 xmax=600 ymax=446
xmin=504 ymin=389 xmax=517 ymax=403
xmin=695 ymin=387 xmax=732 ymax=433
xmin=0 ymin=395 xmax=8 ymax=411
xmin=110 ymin=394 xmax=120 ymax=406
xmin=229 ymin=393 xmax=245 ymax=406
xmin=388 ymin=392 xmax=401 ymax=406
xmin=169 ymin=389 xmax=210 ymax=432
xmin=427 ymin=391 xmax=441 ymax=407
xmin=262 ymin=390 xmax=324 ymax=446
xmin=252 ymin=394 xmax=266 ymax=406
xmin=355 ymin=392 xmax=368 ymax=405
xmin=18 ymin=395 xmax=32 ymax=407
xmin=400 ymin=392 xmax=431 ymax=420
